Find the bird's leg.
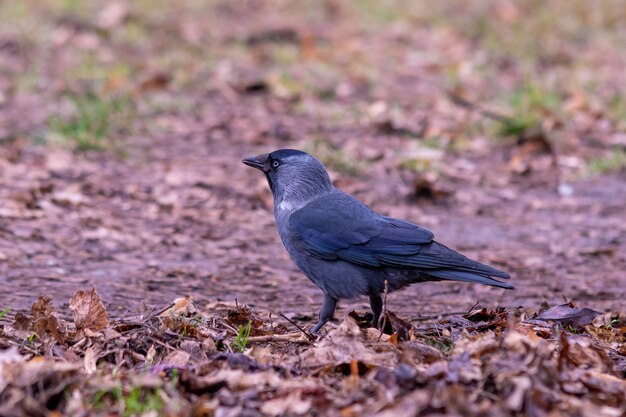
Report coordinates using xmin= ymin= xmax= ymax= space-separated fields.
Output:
xmin=369 ymin=294 xmax=383 ymax=328
xmin=311 ymin=295 xmax=337 ymax=333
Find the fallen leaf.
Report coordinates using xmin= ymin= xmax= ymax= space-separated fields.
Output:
xmin=158 ymin=296 xmax=198 ymax=317
xmin=83 ymin=347 xmax=98 ymax=374
xmin=137 ymin=72 xmax=171 ymax=94
xmin=69 ymin=287 xmax=110 ymax=332
xmin=299 ymin=317 xmax=396 ymax=370
xmin=163 ymin=350 xmax=191 ymax=367
xmin=0 ymin=347 xmax=24 ymax=393
xmin=31 ymin=296 xmax=65 ymax=344
xmin=260 ymin=391 xmax=312 ymax=416
xmin=12 ymin=313 xmax=31 ymax=331
xmin=535 ymin=303 xmax=602 ymax=328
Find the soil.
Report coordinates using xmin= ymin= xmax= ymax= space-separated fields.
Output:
xmin=1 ymin=119 xmax=624 ymax=325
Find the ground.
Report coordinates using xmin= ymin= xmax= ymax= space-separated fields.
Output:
xmin=0 ymin=1 xmax=625 ymax=416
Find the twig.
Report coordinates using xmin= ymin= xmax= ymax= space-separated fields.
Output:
xmin=410 ymin=311 xmax=469 ymax=322
xmin=279 ymin=313 xmax=315 ymax=341
xmin=147 ymin=336 xmax=177 ymax=351
xmin=445 ymin=89 xmax=515 ymax=125
xmin=219 ymin=320 xmax=239 ymax=336
xmin=153 ymin=302 xmax=175 ymax=317
xmin=247 ymin=333 xmax=305 ymax=343
xmin=466 ymin=301 xmax=480 ymax=316
xmin=377 ymin=280 xmax=389 ymax=341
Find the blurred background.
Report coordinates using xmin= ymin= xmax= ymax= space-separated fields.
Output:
xmin=0 ymin=1 xmax=624 ymax=322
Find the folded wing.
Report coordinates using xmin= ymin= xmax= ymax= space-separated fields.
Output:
xmin=290 ymin=192 xmax=512 ymax=289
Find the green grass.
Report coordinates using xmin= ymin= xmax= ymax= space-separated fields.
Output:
xmin=587 ymin=148 xmax=626 ymax=175
xmin=93 ymin=384 xmax=164 ymax=417
xmin=497 ymin=83 xmax=561 ymax=137
xmin=420 ymin=335 xmax=454 ymax=354
xmin=0 ymin=307 xmax=9 ymax=319
xmin=604 ymin=318 xmax=619 ymax=330
xmin=123 ymin=386 xmax=164 ymax=417
xmin=230 ymin=321 xmax=252 ymax=353
xmin=303 ymin=139 xmax=364 ymax=175
xmin=48 ymin=93 xmax=134 ymax=151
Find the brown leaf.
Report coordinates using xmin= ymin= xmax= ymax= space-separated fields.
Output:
xmin=535 ymin=303 xmax=602 ymax=327
xmin=0 ymin=358 xmax=81 ymax=405
xmin=158 ymin=296 xmax=198 ymax=317
xmin=137 ymin=72 xmax=171 ymax=94
xmin=163 ymin=350 xmax=191 ymax=367
xmin=385 ymin=311 xmax=413 ymax=342
xmin=0 ymin=347 xmax=24 ymax=393
xmin=45 ymin=315 xmax=66 ymax=345
xmin=30 ymin=296 xmax=65 ymax=344
xmin=12 ymin=312 xmax=31 ymax=331
xmin=69 ymin=287 xmax=110 ymax=332
xmin=31 ymin=296 xmax=54 ymax=322
xmin=227 ymin=305 xmax=263 ymax=329
xmin=246 ymin=27 xmax=299 ymax=45
xmin=83 ymin=347 xmax=98 ymax=374
xmin=373 ymin=390 xmax=429 ymax=417
xmin=411 ymin=173 xmax=454 ymax=200
xmin=260 ymin=391 xmax=312 ymax=416
xmin=300 ymin=317 xmax=396 ymax=369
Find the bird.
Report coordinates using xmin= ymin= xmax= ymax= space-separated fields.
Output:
xmin=243 ymin=149 xmax=513 ymax=333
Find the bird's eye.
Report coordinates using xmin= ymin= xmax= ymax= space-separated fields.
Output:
xmin=272 ymin=160 xmax=280 ymax=168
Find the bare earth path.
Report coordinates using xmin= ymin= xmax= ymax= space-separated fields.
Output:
xmin=1 ymin=125 xmax=624 ymax=326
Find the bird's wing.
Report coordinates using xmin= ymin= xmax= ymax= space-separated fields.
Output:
xmin=289 ymin=192 xmax=434 ymax=267
xmin=289 ymin=192 xmax=510 ymax=282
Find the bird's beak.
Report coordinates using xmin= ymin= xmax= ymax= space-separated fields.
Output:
xmin=242 ymin=153 xmax=269 ymax=172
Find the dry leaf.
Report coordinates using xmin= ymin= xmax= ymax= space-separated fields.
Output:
xmin=260 ymin=391 xmax=312 ymax=416
xmin=83 ymin=347 xmax=98 ymax=374
xmin=535 ymin=303 xmax=602 ymax=327
xmin=30 ymin=296 xmax=65 ymax=344
xmin=163 ymin=350 xmax=191 ymax=367
xmin=158 ymin=296 xmax=198 ymax=317
xmin=69 ymin=287 xmax=110 ymax=332
xmin=0 ymin=347 xmax=24 ymax=393
xmin=300 ymin=317 xmax=396 ymax=369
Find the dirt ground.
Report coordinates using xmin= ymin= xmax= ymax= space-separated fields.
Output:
xmin=0 ymin=1 xmax=625 ymax=416
xmin=1 ymin=1 xmax=625 ymax=324
xmin=1 ymin=126 xmax=625 ymax=324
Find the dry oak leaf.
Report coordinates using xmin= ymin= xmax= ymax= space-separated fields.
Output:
xmin=31 ymin=296 xmax=65 ymax=344
xmin=69 ymin=287 xmax=110 ymax=332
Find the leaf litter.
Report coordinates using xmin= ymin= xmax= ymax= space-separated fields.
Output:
xmin=0 ymin=288 xmax=624 ymax=416
xmin=1 ymin=1 xmax=626 ymax=416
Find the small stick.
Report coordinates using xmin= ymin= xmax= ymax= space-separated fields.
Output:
xmin=219 ymin=320 xmax=239 ymax=336
xmin=466 ymin=301 xmax=480 ymax=316
xmin=377 ymin=280 xmax=389 ymax=340
xmin=445 ymin=89 xmax=515 ymax=125
xmin=410 ymin=311 xmax=471 ymax=322
xmin=247 ymin=333 xmax=304 ymax=342
xmin=152 ymin=302 xmax=175 ymax=318
xmin=279 ymin=312 xmax=315 ymax=341
xmin=147 ymin=336 xmax=177 ymax=351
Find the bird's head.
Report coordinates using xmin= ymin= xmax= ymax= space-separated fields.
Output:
xmin=242 ymin=149 xmax=333 ymax=210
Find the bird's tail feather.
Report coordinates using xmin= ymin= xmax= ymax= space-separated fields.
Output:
xmin=425 ymin=269 xmax=515 ymax=290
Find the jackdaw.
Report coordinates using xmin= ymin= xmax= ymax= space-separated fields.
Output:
xmin=243 ymin=149 xmax=513 ymax=332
